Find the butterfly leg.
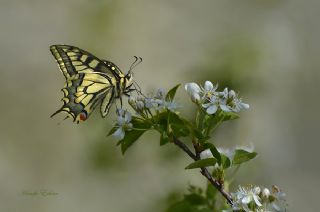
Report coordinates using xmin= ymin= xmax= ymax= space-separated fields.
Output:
xmin=119 ymin=96 xmax=123 ymax=108
xmin=124 ymin=88 xmax=136 ymax=97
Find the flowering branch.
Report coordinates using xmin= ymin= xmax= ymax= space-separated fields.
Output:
xmin=108 ymin=81 xmax=287 ymax=211
xmin=173 ymin=136 xmax=234 ymax=205
xmin=172 ymin=136 xmax=197 ymax=160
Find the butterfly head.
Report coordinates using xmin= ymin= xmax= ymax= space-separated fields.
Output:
xmin=125 ymin=72 xmax=134 ymax=88
xmin=124 ymin=56 xmax=142 ymax=90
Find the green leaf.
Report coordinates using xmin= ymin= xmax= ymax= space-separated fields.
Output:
xmin=220 ymin=154 xmax=231 ymax=169
xmin=222 ymin=112 xmax=240 ymax=121
xmin=156 ymin=111 xmax=169 ymax=132
xmin=119 ymin=117 xmax=152 ymax=154
xmin=232 ymin=149 xmax=257 ymax=165
xmin=203 ymin=143 xmax=221 ymax=165
xmin=204 ymin=112 xmax=224 ymax=135
xmin=155 ymin=110 xmax=191 ymax=140
xmin=184 ymin=193 xmax=207 ymax=205
xmin=166 ymin=199 xmax=211 ymax=212
xmin=185 ymin=158 xmax=217 ymax=169
xmin=171 ymin=124 xmax=190 ymax=137
xmin=160 ymin=131 xmax=169 ymax=146
xmin=166 ymin=201 xmax=196 ymax=212
xmin=120 ymin=129 xmax=146 ymax=154
xmin=203 ymin=111 xmax=240 ymax=136
xmin=193 ymin=129 xmax=210 ymax=143
xmin=168 ymin=112 xmax=191 ymax=137
xmin=206 ymin=184 xmax=217 ymax=199
xmin=131 ymin=116 xmax=152 ymax=129
xmin=166 ymin=84 xmax=180 ymax=101
xmin=107 ymin=126 xmax=117 ymax=136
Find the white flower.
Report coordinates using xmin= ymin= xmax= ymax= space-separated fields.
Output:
xmin=129 ymin=96 xmax=145 ymax=111
xmin=270 ymin=186 xmax=286 ymax=211
xmin=128 ymin=96 xmax=136 ymax=105
xmin=185 ymin=82 xmax=201 ymax=102
xmin=142 ymin=89 xmax=179 ymax=112
xmin=164 ymin=100 xmax=178 ymax=112
xmin=219 ymin=88 xmax=249 ymax=113
xmin=203 ymin=81 xmax=218 ymax=98
xmin=218 ymin=98 xmax=233 ymax=112
xmin=185 ymin=81 xmax=219 ymax=103
xmin=231 ymin=97 xmax=250 ymax=112
xmin=219 ymin=87 xmax=229 ymax=99
xmin=202 ymin=95 xmax=219 ymax=114
xmin=136 ymin=100 xmax=145 ymax=110
xmin=144 ymin=97 xmax=155 ymax=109
xmin=233 ymin=185 xmax=262 ymax=211
xmin=155 ymin=88 xmax=166 ymax=99
xmin=262 ymin=188 xmax=270 ymax=199
xmin=202 ymin=93 xmax=233 ymax=114
xmin=185 ymin=81 xmax=249 ymax=115
xmin=112 ymin=110 xmax=133 ymax=140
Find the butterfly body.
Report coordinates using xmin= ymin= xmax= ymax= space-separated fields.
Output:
xmin=50 ymin=45 xmax=134 ymax=123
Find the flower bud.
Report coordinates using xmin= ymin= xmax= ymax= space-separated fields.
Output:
xmin=262 ymin=188 xmax=270 ymax=198
xmin=204 ymin=81 xmax=213 ymax=91
xmin=191 ymin=93 xmax=201 ymax=102
xmin=136 ymin=101 xmax=145 ymax=110
xmin=128 ymin=96 xmax=136 ymax=104
xmin=253 ymin=186 xmax=261 ymax=194
xmin=185 ymin=83 xmax=201 ymax=96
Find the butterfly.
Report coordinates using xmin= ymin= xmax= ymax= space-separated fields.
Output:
xmin=50 ymin=45 xmax=141 ymax=123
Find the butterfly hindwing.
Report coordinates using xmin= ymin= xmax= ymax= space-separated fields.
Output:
xmin=101 ymin=87 xmax=115 ymax=117
xmin=50 ymin=45 xmax=121 ymax=123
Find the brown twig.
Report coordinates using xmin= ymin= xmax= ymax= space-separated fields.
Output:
xmin=173 ymin=136 xmax=234 ymax=206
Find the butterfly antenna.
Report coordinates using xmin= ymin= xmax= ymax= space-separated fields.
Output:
xmin=128 ymin=56 xmax=143 ymax=73
xmin=128 ymin=56 xmax=139 ymax=73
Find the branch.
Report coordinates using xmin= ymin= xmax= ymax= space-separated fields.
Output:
xmin=172 ymin=137 xmax=234 ymax=206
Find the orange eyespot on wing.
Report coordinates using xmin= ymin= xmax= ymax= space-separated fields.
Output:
xmin=79 ymin=112 xmax=87 ymax=121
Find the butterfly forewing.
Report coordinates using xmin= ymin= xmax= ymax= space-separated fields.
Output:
xmin=50 ymin=45 xmax=118 ymax=78
xmin=50 ymin=45 xmax=124 ymax=123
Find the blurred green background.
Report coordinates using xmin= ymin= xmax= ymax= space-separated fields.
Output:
xmin=1 ymin=0 xmax=319 ymax=211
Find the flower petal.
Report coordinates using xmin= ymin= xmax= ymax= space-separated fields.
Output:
xmin=241 ymin=103 xmax=250 ymax=109
xmin=137 ymin=101 xmax=145 ymax=110
xmin=253 ymin=195 xmax=262 ymax=207
xmin=117 ymin=116 xmax=125 ymax=125
xmin=262 ymin=188 xmax=270 ymax=198
xmin=191 ymin=93 xmax=201 ymax=102
xmin=113 ymin=127 xmax=125 ymax=140
xmin=185 ymin=82 xmax=201 ymax=95
xmin=220 ymin=104 xmax=232 ymax=112
xmin=204 ymin=81 xmax=213 ymax=91
xmin=229 ymin=90 xmax=236 ymax=98
xmin=241 ymin=195 xmax=252 ymax=204
xmin=202 ymin=103 xmax=211 ymax=108
xmin=125 ymin=111 xmax=132 ymax=122
xmin=219 ymin=87 xmax=228 ymax=99
xmin=206 ymin=105 xmax=218 ymax=114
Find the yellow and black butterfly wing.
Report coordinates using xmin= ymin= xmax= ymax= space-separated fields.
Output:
xmin=50 ymin=45 xmax=119 ymax=123
xmin=50 ymin=45 xmax=120 ymax=79
xmin=102 ymin=60 xmax=125 ymax=80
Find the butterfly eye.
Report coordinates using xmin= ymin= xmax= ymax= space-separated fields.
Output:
xmin=79 ymin=112 xmax=87 ymax=121
xmin=126 ymin=73 xmax=132 ymax=80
